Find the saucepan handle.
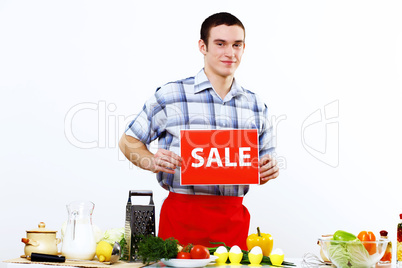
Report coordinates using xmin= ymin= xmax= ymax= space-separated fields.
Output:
xmin=21 ymin=238 xmax=39 ymax=247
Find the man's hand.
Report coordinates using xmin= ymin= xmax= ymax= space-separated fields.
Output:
xmin=151 ymin=149 xmax=182 ymax=174
xmin=259 ymin=155 xmax=279 ymax=185
xmin=119 ymin=134 xmax=182 ymax=174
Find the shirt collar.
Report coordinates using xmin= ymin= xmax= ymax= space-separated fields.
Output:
xmin=194 ymin=69 xmax=246 ymax=98
xmin=194 ymin=69 xmax=213 ymax=93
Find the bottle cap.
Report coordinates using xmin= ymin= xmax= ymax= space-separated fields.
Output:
xmin=380 ymin=230 xmax=388 ymax=236
xmin=400 ymin=213 xmax=402 ymax=219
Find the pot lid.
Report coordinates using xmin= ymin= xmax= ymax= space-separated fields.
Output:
xmin=27 ymin=222 xmax=57 ymax=233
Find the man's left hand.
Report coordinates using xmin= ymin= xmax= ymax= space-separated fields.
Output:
xmin=259 ymin=155 xmax=279 ymax=185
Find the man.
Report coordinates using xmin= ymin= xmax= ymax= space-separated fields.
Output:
xmin=119 ymin=12 xmax=279 ymax=249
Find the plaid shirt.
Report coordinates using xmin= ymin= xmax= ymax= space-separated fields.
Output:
xmin=126 ymin=69 xmax=274 ymax=196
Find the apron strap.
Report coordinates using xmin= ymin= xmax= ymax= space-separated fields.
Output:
xmin=158 ymin=192 xmax=250 ymax=250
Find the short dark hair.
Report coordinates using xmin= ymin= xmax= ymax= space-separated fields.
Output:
xmin=200 ymin=12 xmax=245 ymax=46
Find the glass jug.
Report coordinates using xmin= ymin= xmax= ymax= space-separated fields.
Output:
xmin=61 ymin=201 xmax=96 ymax=260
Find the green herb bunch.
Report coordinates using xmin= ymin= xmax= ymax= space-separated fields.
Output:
xmin=137 ymin=235 xmax=179 ymax=265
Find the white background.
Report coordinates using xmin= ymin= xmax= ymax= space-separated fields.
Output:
xmin=1 ymin=0 xmax=402 ymax=262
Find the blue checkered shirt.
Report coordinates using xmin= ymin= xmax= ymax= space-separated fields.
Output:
xmin=125 ymin=69 xmax=275 ymax=196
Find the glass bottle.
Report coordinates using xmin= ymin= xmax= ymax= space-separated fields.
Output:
xmin=379 ymin=230 xmax=392 ymax=264
xmin=397 ymin=214 xmax=402 ymax=267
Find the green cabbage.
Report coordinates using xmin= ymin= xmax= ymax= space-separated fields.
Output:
xmin=328 ymin=240 xmax=370 ymax=268
xmin=102 ymin=227 xmax=125 ymax=246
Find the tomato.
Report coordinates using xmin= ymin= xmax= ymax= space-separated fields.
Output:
xmin=190 ymin=245 xmax=210 ymax=259
xmin=177 ymin=252 xmax=191 ymax=259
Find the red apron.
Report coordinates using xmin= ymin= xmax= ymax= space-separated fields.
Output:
xmin=158 ymin=192 xmax=250 ymax=250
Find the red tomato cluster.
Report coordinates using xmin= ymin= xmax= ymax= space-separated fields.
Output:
xmin=177 ymin=252 xmax=191 ymax=259
xmin=176 ymin=245 xmax=210 ymax=259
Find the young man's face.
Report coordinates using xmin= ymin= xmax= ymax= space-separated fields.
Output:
xmin=199 ymin=24 xmax=245 ymax=79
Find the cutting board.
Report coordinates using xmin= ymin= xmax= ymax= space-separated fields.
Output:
xmin=3 ymin=258 xmax=146 ymax=268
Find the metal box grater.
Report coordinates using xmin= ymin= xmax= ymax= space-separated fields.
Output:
xmin=123 ymin=190 xmax=156 ymax=262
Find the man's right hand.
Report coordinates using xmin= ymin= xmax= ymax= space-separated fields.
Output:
xmin=151 ymin=149 xmax=182 ymax=174
xmin=119 ymin=134 xmax=182 ymax=174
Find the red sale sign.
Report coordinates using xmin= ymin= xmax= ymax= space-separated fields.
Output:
xmin=180 ymin=129 xmax=259 ymax=185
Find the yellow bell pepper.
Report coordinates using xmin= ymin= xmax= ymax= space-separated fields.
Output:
xmin=246 ymin=227 xmax=273 ymax=257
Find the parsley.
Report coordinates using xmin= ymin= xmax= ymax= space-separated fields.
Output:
xmin=137 ymin=235 xmax=179 ymax=265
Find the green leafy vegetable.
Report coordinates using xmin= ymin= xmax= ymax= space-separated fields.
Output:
xmin=328 ymin=240 xmax=371 ymax=268
xmin=102 ymin=227 xmax=125 ymax=246
xmin=137 ymin=235 xmax=179 ymax=265
xmin=100 ymin=227 xmax=126 ymax=259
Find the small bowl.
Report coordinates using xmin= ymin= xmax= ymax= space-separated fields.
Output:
xmin=318 ymin=238 xmax=389 ymax=268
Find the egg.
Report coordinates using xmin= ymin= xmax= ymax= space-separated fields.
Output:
xmin=270 ymin=248 xmax=284 ymax=255
xmin=249 ymin=246 xmax=262 ymax=255
xmin=214 ymin=246 xmax=229 ymax=265
xmin=215 ymin=246 xmax=228 ymax=254
xmin=229 ymin=245 xmax=242 ymax=254
xmin=248 ymin=246 xmax=263 ymax=266
xmin=228 ymin=245 xmax=243 ymax=264
xmin=270 ymin=248 xmax=285 ymax=266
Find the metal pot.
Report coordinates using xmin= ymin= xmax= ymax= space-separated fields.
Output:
xmin=21 ymin=222 xmax=61 ymax=256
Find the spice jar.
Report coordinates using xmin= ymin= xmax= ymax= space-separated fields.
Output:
xmin=397 ymin=214 xmax=402 ymax=266
xmin=379 ymin=230 xmax=392 ymax=264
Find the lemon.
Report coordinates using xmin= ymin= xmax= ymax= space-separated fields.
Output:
xmin=96 ymin=241 xmax=113 ymax=262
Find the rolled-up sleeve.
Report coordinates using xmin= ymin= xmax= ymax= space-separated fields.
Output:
xmin=125 ymin=89 xmax=167 ymax=145
xmin=258 ymin=104 xmax=275 ymax=157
